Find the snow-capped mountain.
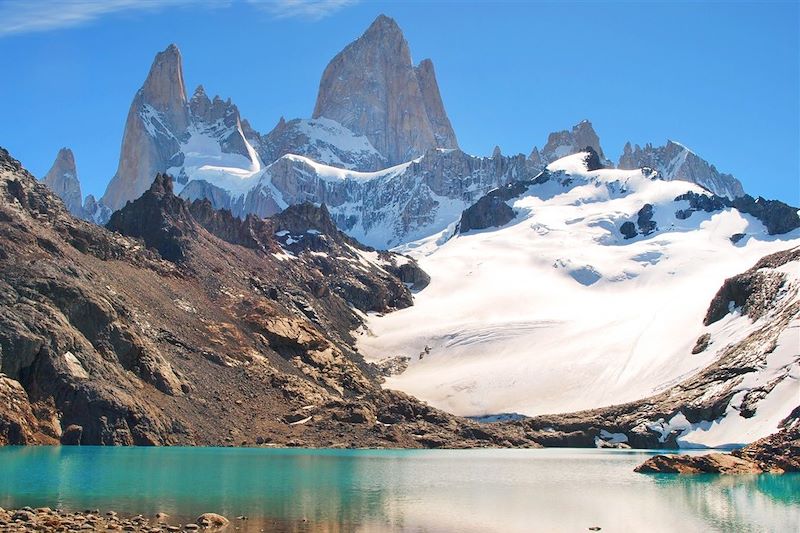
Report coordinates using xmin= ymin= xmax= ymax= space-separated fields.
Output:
xmin=524 ymin=245 xmax=800 ymax=450
xmin=357 ymin=152 xmax=799 ymax=434
xmin=189 ymin=147 xmax=535 ymax=249
xmin=619 ymin=140 xmax=744 ymax=199
xmin=101 ymin=44 xmax=261 ymax=212
xmin=254 ymin=117 xmax=386 ymax=172
xmin=530 ymin=120 xmax=612 ymax=168
xmin=93 ymin=15 xmax=756 ymax=250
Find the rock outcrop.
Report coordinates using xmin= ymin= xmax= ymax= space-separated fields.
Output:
xmin=312 ymin=15 xmax=458 ymax=165
xmin=634 ymin=452 xmax=764 ymax=474
xmin=675 ymin=191 xmax=800 ymax=235
xmin=42 ymin=148 xmax=83 ymax=216
xmin=538 ymin=120 xmax=609 ymax=167
xmin=619 ymin=140 xmax=745 ymax=199
xmin=635 ymin=418 xmax=800 ymax=473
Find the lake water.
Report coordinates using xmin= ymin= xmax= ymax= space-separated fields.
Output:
xmin=0 ymin=447 xmax=797 ymax=532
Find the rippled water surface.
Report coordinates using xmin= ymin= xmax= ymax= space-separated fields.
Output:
xmin=1 ymin=447 xmax=798 ymax=532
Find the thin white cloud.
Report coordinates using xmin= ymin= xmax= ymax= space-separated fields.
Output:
xmin=0 ymin=0 xmax=356 ymax=37
xmin=0 ymin=0 xmax=207 ymax=37
xmin=247 ymin=0 xmax=360 ymax=20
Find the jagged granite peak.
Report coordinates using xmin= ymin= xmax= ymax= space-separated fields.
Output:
xmin=619 ymin=140 xmax=744 ymax=199
xmin=312 ymin=14 xmax=458 ymax=165
xmin=140 ymin=43 xmax=189 ymax=132
xmin=414 ymin=58 xmax=459 ymax=150
xmin=102 ymin=44 xmax=260 ymax=211
xmin=42 ymin=147 xmax=83 ymax=216
xmin=528 ymin=147 xmax=543 ymax=169
xmin=541 ymin=120 xmax=608 ymax=165
xmin=102 ymin=44 xmax=190 ymax=210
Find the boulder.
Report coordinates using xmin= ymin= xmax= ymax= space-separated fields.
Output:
xmin=60 ymin=424 xmax=83 ymax=445
xmin=196 ymin=513 xmax=228 ymax=528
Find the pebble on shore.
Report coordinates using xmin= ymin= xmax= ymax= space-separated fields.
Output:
xmin=0 ymin=508 xmax=230 ymax=532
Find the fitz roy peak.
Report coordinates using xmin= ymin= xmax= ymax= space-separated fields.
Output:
xmin=312 ymin=14 xmax=459 ymax=164
xmin=93 ymin=14 xmax=750 ymax=247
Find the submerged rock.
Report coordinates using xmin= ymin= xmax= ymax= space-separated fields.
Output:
xmin=196 ymin=513 xmax=229 ymax=528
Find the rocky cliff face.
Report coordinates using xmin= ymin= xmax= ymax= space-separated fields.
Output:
xmin=619 ymin=140 xmax=744 ymax=199
xmin=101 ymin=45 xmax=260 ymax=212
xmin=1 ymin=146 xmax=538 ymax=448
xmin=102 ymin=44 xmax=189 ymax=211
xmin=42 ymin=147 xmax=83 ymax=217
xmin=312 ymin=15 xmax=458 ymax=165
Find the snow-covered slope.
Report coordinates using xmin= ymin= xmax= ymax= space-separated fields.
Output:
xmin=179 ymin=148 xmax=538 ymax=248
xmin=255 ymin=117 xmax=386 ymax=172
xmin=357 ymin=152 xmax=800 ymax=422
xmin=524 ymin=245 xmax=800 ymax=449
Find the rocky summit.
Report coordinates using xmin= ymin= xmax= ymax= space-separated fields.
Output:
xmin=533 ymin=120 xmax=610 ymax=168
xmin=42 ymin=148 xmax=83 ymax=217
xmin=619 ymin=140 xmax=744 ymax=199
xmin=312 ymin=15 xmax=458 ymax=165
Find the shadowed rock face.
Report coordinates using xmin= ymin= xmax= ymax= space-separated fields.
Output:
xmin=2 ymin=145 xmax=542 ymax=448
xmin=106 ymin=174 xmax=195 ymax=262
xmin=42 ymin=148 xmax=83 ymax=216
xmin=704 ymin=247 xmax=800 ymax=325
xmin=312 ymin=15 xmax=458 ymax=165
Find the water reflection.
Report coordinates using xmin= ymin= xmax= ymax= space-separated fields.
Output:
xmin=0 ymin=447 xmax=797 ymax=532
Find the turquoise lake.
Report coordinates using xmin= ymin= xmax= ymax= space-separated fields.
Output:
xmin=0 ymin=447 xmax=798 ymax=532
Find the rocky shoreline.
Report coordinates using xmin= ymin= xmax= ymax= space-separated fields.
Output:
xmin=635 ymin=423 xmax=800 ymax=474
xmin=0 ymin=508 xmax=232 ymax=533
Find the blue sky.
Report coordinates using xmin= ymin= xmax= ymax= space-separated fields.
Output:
xmin=0 ymin=0 xmax=797 ymax=203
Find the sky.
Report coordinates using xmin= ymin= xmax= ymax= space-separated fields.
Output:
xmin=0 ymin=0 xmax=797 ymax=203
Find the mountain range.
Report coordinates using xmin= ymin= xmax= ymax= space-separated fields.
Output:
xmin=3 ymin=15 xmax=798 ymax=452
xmin=48 ymin=15 xmax=746 ymax=248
